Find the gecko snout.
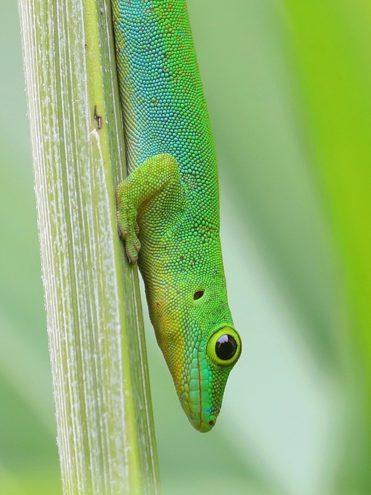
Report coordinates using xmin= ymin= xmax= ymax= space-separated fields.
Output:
xmin=181 ymin=327 xmax=241 ymax=432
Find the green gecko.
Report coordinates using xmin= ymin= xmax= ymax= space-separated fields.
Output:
xmin=112 ymin=0 xmax=241 ymax=432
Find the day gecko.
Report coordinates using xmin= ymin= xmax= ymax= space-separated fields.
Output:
xmin=112 ymin=0 xmax=241 ymax=432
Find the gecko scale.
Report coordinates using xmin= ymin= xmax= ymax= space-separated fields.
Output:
xmin=112 ymin=0 xmax=241 ymax=432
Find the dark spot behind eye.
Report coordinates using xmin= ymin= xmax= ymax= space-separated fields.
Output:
xmin=193 ymin=289 xmax=205 ymax=300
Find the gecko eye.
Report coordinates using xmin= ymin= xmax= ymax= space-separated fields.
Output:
xmin=215 ymin=334 xmax=238 ymax=360
xmin=193 ymin=289 xmax=205 ymax=300
xmin=207 ymin=327 xmax=241 ymax=366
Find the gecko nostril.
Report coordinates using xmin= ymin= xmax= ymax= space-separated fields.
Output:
xmin=208 ymin=420 xmax=215 ymax=427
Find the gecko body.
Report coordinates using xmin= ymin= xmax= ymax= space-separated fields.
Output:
xmin=113 ymin=0 xmax=241 ymax=432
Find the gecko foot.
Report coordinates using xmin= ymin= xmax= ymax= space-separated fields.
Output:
xmin=116 ymin=182 xmax=141 ymax=263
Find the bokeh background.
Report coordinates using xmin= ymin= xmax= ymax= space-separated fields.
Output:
xmin=1 ymin=1 xmax=371 ymax=494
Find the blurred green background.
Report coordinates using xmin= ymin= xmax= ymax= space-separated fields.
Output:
xmin=1 ymin=0 xmax=371 ymax=494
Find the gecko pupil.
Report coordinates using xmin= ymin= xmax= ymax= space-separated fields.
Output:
xmin=215 ymin=334 xmax=238 ymax=360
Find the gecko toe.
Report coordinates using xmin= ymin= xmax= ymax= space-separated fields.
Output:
xmin=125 ymin=233 xmax=141 ymax=263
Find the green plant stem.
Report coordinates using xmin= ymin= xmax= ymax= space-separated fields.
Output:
xmin=18 ymin=0 xmax=159 ymax=493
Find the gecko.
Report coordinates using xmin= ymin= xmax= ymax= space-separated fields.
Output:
xmin=112 ymin=0 xmax=241 ymax=432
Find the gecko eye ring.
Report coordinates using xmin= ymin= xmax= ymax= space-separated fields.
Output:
xmin=207 ymin=327 xmax=241 ymax=366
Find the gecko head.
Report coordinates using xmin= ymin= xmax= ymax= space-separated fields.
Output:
xmin=154 ymin=293 xmax=242 ymax=432
xmin=147 ymin=260 xmax=242 ymax=432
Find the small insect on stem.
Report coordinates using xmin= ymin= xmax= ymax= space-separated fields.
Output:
xmin=94 ymin=105 xmax=103 ymax=130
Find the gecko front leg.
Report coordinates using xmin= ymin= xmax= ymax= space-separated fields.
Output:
xmin=116 ymin=153 xmax=180 ymax=262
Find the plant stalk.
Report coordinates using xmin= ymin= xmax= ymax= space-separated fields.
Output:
xmin=18 ymin=0 xmax=159 ymax=493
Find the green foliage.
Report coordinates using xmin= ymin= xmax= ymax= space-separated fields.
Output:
xmin=283 ymin=1 xmax=371 ymax=492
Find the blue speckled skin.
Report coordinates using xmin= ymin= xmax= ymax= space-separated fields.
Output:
xmin=113 ymin=0 xmax=241 ymax=432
